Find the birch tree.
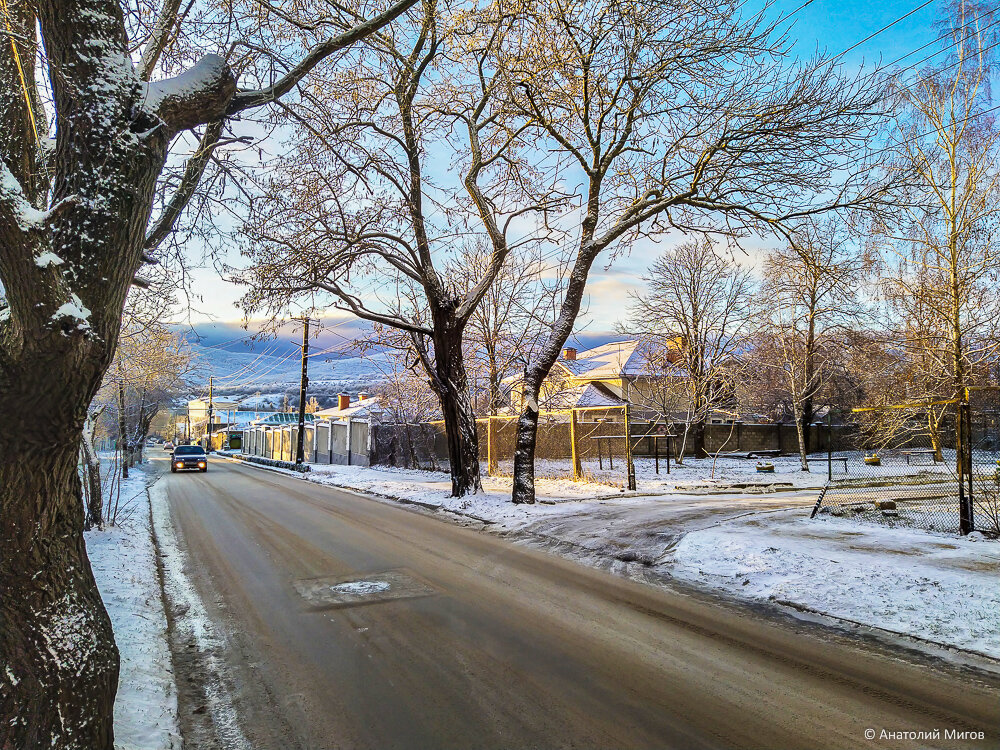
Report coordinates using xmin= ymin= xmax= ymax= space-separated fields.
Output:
xmin=503 ymin=0 xmax=891 ymax=503
xmin=0 ymin=0 xmax=416 ymax=743
xmin=875 ymin=1 xmax=1000 ymax=461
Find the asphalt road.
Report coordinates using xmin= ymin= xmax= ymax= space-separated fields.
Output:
xmin=159 ymin=456 xmax=1000 ymax=750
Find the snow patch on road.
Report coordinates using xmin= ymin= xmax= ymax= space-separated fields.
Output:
xmin=331 ymin=580 xmax=391 ymax=596
xmin=85 ymin=466 xmax=180 ymax=749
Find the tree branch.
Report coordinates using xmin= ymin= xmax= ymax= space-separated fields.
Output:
xmin=143 ymin=120 xmax=225 ymax=253
xmin=225 ymin=0 xmax=419 ymax=115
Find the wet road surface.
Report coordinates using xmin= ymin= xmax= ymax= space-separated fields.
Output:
xmin=159 ymin=456 xmax=1000 ymax=750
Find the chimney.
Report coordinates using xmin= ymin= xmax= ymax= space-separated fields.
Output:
xmin=358 ymin=392 xmax=369 ymax=401
xmin=338 ymin=393 xmax=350 ymax=410
xmin=562 ymin=347 xmax=577 ymax=361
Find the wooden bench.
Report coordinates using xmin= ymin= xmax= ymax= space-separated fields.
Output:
xmin=900 ymin=449 xmax=937 ymax=465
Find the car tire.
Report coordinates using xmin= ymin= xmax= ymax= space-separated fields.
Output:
xmin=201 ymin=467 xmax=208 ymax=472
xmin=171 ymin=467 xmax=176 ymax=473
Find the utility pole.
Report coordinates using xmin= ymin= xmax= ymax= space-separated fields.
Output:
xmin=294 ymin=318 xmax=312 ymax=465
xmin=207 ymin=376 xmax=214 ymax=452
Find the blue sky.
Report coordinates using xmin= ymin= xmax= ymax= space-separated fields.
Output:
xmin=185 ymin=0 xmax=943 ymax=348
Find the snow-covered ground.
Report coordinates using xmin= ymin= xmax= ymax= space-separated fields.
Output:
xmin=667 ymin=512 xmax=1000 ymax=659
xmin=84 ymin=463 xmax=180 ymax=749
xmin=232 ymin=455 xmax=1000 ymax=661
xmin=500 ymin=450 xmax=973 ymax=491
xmin=305 ymin=461 xmax=624 ymax=518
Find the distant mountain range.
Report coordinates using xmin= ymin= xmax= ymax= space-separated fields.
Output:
xmin=184 ymin=332 xmax=392 ymax=409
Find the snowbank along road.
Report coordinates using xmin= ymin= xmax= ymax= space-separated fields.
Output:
xmin=154 ymin=456 xmax=1000 ymax=750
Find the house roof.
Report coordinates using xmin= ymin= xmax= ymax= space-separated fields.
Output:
xmin=557 ymin=341 xmax=655 ymax=379
xmin=315 ymin=396 xmax=383 ymax=420
xmin=539 ymin=383 xmax=625 ymax=411
xmin=252 ymin=412 xmax=317 ymax=426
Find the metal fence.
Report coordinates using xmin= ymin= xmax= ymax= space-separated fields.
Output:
xmin=812 ymin=391 xmax=1000 ymax=536
xmin=242 ymin=419 xmax=370 ymax=466
xmin=481 ymin=406 xmax=643 ymax=488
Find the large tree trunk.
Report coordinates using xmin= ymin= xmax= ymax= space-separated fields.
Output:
xmin=1 ymin=441 xmax=120 ymax=749
xmin=511 ymin=243 xmax=601 ymax=504
xmin=1 ymin=327 xmax=126 ymax=748
xmin=0 ymin=4 xmax=177 ymax=736
xmin=430 ymin=326 xmax=482 ymax=497
xmin=512 ymin=375 xmax=542 ymax=504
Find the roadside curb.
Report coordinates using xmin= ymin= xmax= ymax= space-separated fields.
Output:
xmin=770 ymin=597 xmax=1000 ymax=670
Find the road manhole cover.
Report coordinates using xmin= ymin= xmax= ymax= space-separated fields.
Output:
xmin=294 ymin=570 xmax=434 ymax=608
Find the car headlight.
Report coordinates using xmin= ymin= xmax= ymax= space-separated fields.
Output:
xmin=175 ymin=462 xmax=183 ymax=468
xmin=197 ymin=462 xmax=206 ymax=468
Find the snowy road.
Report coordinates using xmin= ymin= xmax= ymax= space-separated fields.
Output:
xmin=157 ymin=456 xmax=1000 ymax=749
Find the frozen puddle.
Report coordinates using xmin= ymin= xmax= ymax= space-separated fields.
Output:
xmin=294 ymin=570 xmax=435 ymax=608
xmin=331 ymin=580 xmax=391 ymax=596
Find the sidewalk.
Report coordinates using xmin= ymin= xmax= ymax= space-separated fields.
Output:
xmin=85 ymin=463 xmax=180 ymax=749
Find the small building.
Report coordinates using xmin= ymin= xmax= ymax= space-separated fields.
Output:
xmin=504 ymin=340 xmax=679 ymax=415
xmin=314 ymin=393 xmax=383 ymax=421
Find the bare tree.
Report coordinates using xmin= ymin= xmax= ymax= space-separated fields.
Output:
xmin=237 ymin=0 xmax=566 ymax=496
xmin=0 ymin=0 xmax=416 ymax=742
xmin=752 ymin=220 xmax=869 ymax=468
xmin=459 ymin=240 xmax=561 ymax=416
xmin=503 ymin=0 xmax=891 ymax=503
xmin=879 ymin=0 xmax=1000 ymax=404
xmin=622 ymin=238 xmax=755 ymax=461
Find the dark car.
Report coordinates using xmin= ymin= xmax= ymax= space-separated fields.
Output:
xmin=171 ymin=445 xmax=208 ymax=473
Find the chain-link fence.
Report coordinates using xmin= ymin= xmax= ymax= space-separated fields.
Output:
xmin=812 ymin=392 xmax=1000 ymax=536
xmin=481 ymin=406 xmax=641 ymax=488
xmin=965 ymin=387 xmax=1000 ymax=535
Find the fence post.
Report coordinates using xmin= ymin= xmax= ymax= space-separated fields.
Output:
xmin=624 ymin=404 xmax=636 ymax=491
xmin=958 ymin=399 xmax=974 ymax=535
xmin=346 ymin=418 xmax=353 ymax=466
xmin=827 ymin=411 xmax=833 ymax=482
xmin=487 ymin=417 xmax=498 ymax=476
xmin=570 ymin=409 xmax=582 ymax=480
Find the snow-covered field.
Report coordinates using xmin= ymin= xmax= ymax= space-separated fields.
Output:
xmin=85 ymin=464 xmax=180 ymax=750
xmin=667 ymin=512 xmax=1000 ymax=659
